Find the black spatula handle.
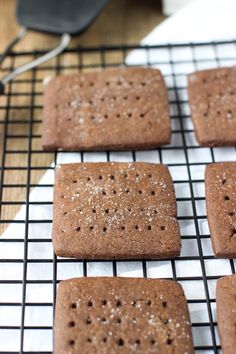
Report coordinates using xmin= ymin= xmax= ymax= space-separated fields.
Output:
xmin=0 ymin=33 xmax=70 ymax=94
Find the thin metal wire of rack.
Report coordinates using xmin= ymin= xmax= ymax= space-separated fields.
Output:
xmin=0 ymin=40 xmax=236 ymax=353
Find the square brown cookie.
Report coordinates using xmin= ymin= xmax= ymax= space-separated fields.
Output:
xmin=54 ymin=277 xmax=194 ymax=354
xmin=188 ymin=67 xmax=236 ymax=146
xmin=205 ymin=162 xmax=236 ymax=257
xmin=42 ymin=67 xmax=171 ymax=151
xmin=216 ymin=275 xmax=236 ymax=354
xmin=52 ymin=162 xmax=181 ymax=259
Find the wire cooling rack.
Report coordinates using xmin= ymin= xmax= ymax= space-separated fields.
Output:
xmin=0 ymin=40 xmax=236 ymax=353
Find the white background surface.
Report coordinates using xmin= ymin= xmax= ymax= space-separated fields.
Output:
xmin=145 ymin=0 xmax=236 ymax=43
xmin=163 ymin=0 xmax=194 ymax=16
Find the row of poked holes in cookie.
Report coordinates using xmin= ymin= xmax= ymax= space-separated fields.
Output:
xmin=72 ymin=80 xmax=147 ymax=88
xmin=90 ymin=111 xmax=148 ymax=121
xmin=67 ymin=337 xmax=169 ymax=347
xmin=67 ymin=335 xmax=171 ymax=347
xmin=204 ymin=109 xmax=233 ymax=118
xmin=222 ymin=186 xmax=235 ymax=218
xmin=63 ymin=207 xmax=159 ymax=216
xmin=80 ymin=173 xmax=153 ymax=182
xmin=223 ymin=192 xmax=235 ymax=218
xmin=66 ymin=112 xmax=148 ymax=122
xmin=222 ymin=178 xmax=232 ymax=202
xmin=61 ymin=190 xmax=157 ymax=199
xmin=93 ymin=207 xmax=158 ymax=214
xmin=61 ymin=190 xmax=157 ymax=198
xmin=73 ymin=225 xmax=166 ymax=232
xmin=96 ymin=95 xmax=142 ymax=102
xmin=222 ymin=178 xmax=236 ymax=237
xmin=206 ymin=91 xmax=234 ymax=97
xmin=61 ymin=94 xmax=144 ymax=109
xmin=69 ymin=299 xmax=167 ymax=309
xmin=68 ymin=174 xmax=152 ymax=185
xmin=68 ymin=337 xmax=172 ymax=347
xmin=56 ymin=94 xmax=145 ymax=111
xmin=68 ymin=96 xmax=141 ymax=107
xmin=101 ymin=189 xmax=156 ymax=195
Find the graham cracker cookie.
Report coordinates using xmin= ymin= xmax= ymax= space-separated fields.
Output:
xmin=205 ymin=162 xmax=236 ymax=257
xmin=188 ymin=66 xmax=236 ymax=146
xmin=52 ymin=162 xmax=181 ymax=259
xmin=42 ymin=67 xmax=171 ymax=151
xmin=216 ymin=275 xmax=236 ymax=354
xmin=54 ymin=277 xmax=194 ymax=354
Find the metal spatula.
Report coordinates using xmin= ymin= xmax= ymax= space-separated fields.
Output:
xmin=0 ymin=0 xmax=108 ymax=94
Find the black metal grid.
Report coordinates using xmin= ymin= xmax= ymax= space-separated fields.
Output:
xmin=0 ymin=40 xmax=236 ymax=353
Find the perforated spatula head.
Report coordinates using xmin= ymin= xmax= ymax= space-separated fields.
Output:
xmin=17 ymin=0 xmax=108 ymax=35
